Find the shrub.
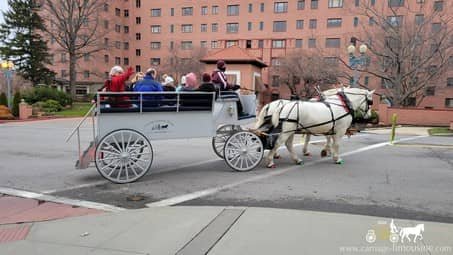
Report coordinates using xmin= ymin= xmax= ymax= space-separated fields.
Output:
xmin=35 ymin=99 xmax=62 ymax=113
xmin=0 ymin=92 xmax=7 ymax=106
xmin=370 ymin=110 xmax=379 ymax=124
xmin=22 ymin=87 xmax=72 ymax=107
xmin=12 ymin=91 xmax=21 ymax=117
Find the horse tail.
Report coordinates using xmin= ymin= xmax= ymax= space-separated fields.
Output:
xmin=271 ymin=104 xmax=284 ymax=128
xmin=255 ymin=104 xmax=269 ymax=129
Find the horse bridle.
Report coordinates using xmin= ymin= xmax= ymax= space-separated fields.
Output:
xmin=339 ymin=91 xmax=373 ymax=120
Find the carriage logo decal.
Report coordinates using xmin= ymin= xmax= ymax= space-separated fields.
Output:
xmin=365 ymin=219 xmax=425 ymax=244
xmin=145 ymin=120 xmax=175 ymax=133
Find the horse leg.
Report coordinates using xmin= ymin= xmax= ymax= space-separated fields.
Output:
xmin=266 ymin=132 xmax=289 ymax=168
xmin=321 ymin=135 xmax=332 ymax=157
xmin=286 ymin=133 xmax=303 ymax=165
xmin=302 ymin=134 xmax=311 ymax=156
xmin=331 ymin=134 xmax=344 ymax=164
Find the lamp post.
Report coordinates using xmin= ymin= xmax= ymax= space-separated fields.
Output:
xmin=1 ymin=60 xmax=14 ymax=109
xmin=347 ymin=38 xmax=369 ymax=88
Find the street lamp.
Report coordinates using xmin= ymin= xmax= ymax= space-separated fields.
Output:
xmin=348 ymin=38 xmax=369 ymax=88
xmin=1 ymin=60 xmax=14 ymax=109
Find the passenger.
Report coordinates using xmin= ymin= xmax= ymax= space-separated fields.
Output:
xmin=197 ymin=73 xmax=216 ymax=93
xmin=175 ymin=75 xmax=186 ymax=92
xmin=129 ymin=72 xmax=144 ymax=91
xmin=162 ymin=75 xmax=176 ymax=91
xmin=108 ymin=65 xmax=134 ymax=92
xmin=181 ymin=72 xmax=198 ymax=91
xmin=133 ymin=68 xmax=163 ymax=107
xmin=211 ymin=60 xmax=245 ymax=115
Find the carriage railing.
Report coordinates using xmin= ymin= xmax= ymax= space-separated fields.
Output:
xmin=65 ymin=103 xmax=97 ymax=166
xmin=96 ymin=91 xmax=216 ymax=113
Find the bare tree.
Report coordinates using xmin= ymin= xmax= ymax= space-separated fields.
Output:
xmin=353 ymin=1 xmax=453 ymax=106
xmin=272 ymin=49 xmax=342 ymax=99
xmin=40 ymin=0 xmax=108 ymax=98
xmin=160 ymin=43 xmax=208 ymax=83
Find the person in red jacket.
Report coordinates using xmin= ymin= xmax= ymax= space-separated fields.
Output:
xmin=104 ymin=66 xmax=134 ymax=108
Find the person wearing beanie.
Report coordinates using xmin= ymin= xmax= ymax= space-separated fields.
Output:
xmin=211 ymin=60 xmax=245 ymax=115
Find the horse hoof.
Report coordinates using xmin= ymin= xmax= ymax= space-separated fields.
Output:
xmin=296 ymin=160 xmax=304 ymax=165
xmin=320 ymin=150 xmax=327 ymax=157
xmin=273 ymin=155 xmax=281 ymax=159
xmin=335 ymin=159 xmax=344 ymax=165
xmin=303 ymin=152 xmax=311 ymax=156
xmin=267 ymin=163 xmax=276 ymax=168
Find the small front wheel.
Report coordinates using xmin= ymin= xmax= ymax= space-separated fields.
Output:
xmin=212 ymin=125 xmax=242 ymax=158
xmin=224 ymin=131 xmax=263 ymax=172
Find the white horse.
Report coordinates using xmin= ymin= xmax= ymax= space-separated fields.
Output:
xmin=266 ymin=88 xmax=374 ymax=167
xmin=400 ymin=224 xmax=424 ymax=243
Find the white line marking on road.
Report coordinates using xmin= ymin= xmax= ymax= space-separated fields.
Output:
xmin=146 ymin=135 xmax=426 ymax=207
xmin=0 ymin=187 xmax=126 ymax=212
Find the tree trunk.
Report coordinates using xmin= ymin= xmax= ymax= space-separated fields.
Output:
xmin=69 ymin=52 xmax=77 ymax=99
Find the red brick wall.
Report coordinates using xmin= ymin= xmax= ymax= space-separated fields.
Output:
xmin=378 ymin=104 xmax=453 ymax=126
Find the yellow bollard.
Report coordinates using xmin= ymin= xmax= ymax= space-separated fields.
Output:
xmin=390 ymin=113 xmax=397 ymax=144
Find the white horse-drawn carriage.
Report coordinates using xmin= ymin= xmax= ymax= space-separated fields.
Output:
xmin=67 ymin=91 xmax=264 ymax=183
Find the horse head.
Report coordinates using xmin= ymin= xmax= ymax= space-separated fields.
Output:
xmin=339 ymin=88 xmax=375 ymax=120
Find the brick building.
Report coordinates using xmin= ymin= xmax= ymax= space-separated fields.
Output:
xmin=44 ymin=0 xmax=452 ymax=109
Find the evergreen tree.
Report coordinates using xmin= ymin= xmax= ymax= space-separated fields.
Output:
xmin=0 ymin=0 xmax=55 ymax=85
xmin=0 ymin=92 xmax=7 ymax=106
xmin=11 ymin=91 xmax=21 ymax=117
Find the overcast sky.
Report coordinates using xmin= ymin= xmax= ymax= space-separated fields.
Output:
xmin=0 ymin=1 xmax=9 ymax=23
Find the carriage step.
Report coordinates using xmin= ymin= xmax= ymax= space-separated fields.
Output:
xmin=76 ymin=141 xmax=96 ymax=169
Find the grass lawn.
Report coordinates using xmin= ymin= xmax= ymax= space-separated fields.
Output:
xmin=55 ymin=102 xmax=94 ymax=117
xmin=428 ymin=127 xmax=453 ymax=136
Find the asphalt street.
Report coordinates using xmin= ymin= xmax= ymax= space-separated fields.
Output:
xmin=1 ymin=118 xmax=453 ymax=223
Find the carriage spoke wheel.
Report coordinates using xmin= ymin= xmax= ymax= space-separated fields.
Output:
xmin=212 ymin=125 xmax=242 ymax=158
xmin=95 ymin=129 xmax=153 ymax=184
xmin=224 ymin=131 xmax=263 ymax=172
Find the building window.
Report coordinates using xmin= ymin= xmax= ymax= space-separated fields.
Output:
xmin=151 ymin=8 xmax=161 ymax=17
xmin=355 ymin=0 xmax=360 ymax=6
xmin=226 ymin=40 xmax=238 ymax=47
xmin=170 ymin=41 xmax=174 ymax=49
xmin=115 ymin=57 xmax=121 ymax=65
xmin=226 ymin=23 xmax=239 ymax=33
xmin=181 ymin=41 xmax=192 ymax=50
xmin=248 ymin=22 xmax=252 ymax=31
xmin=115 ymin=41 xmax=121 ymax=49
xmin=170 ymin=8 xmax=174 ymax=16
xmin=311 ymin=0 xmax=318 ymax=9
xmin=212 ymin=5 xmax=219 ymax=15
xmin=273 ymin=21 xmax=287 ymax=32
xmin=425 ymin=86 xmax=435 ymax=96
xmin=136 ymin=17 xmax=141 ymax=24
xmin=211 ymin=41 xmax=219 ymax=48
xmin=150 ymin=42 xmax=161 ymax=49
xmin=271 ymin=57 xmax=281 ymax=66
xmin=135 ymin=33 xmax=141 ymax=40
xmin=124 ymin=9 xmax=129 ymax=17
xmin=309 ymin=19 xmax=317 ymax=29
xmin=151 ymin=58 xmax=160 ymax=66
xmin=364 ymin=76 xmax=369 ymax=85
xmin=104 ymin=38 xmax=109 ymax=47
xmin=296 ymin=39 xmax=303 ymax=48
xmin=415 ymin=14 xmax=424 ymax=25
xmin=124 ymin=26 xmax=129 ymax=33
xmin=432 ymin=23 xmax=441 ymax=33
xmin=369 ymin=17 xmax=375 ymax=25
xmin=387 ymin=16 xmax=403 ymax=27
xmin=246 ymin=40 xmax=252 ymax=48
xmin=115 ymin=8 xmax=120 ymax=16
xmin=103 ymin=20 xmax=109 ymax=29
xmin=272 ymin=39 xmax=286 ymax=48
xmin=329 ymin=0 xmax=343 ymax=8
xmin=135 ymin=49 xmax=141 ymax=56
xmin=434 ymin=1 xmax=443 ymax=11
xmin=136 ymin=0 xmax=141 ymax=8
xmin=416 ymin=0 xmax=424 ymax=3
xmin=83 ymin=71 xmax=90 ymax=79
xmin=104 ymin=55 xmax=109 ymax=63
xmin=151 ymin=25 xmax=161 ymax=33
xmin=297 ymin=0 xmax=305 ymax=9
xmin=211 ymin=23 xmax=218 ymax=32
xmin=327 ymin=18 xmax=342 ymax=28
xmin=248 ymin=3 xmax=253 ymax=12
xmin=61 ymin=69 xmax=67 ymax=78
xmin=274 ymin=2 xmax=288 ymax=13
xmin=170 ymin=24 xmax=174 ymax=33
xmin=124 ymin=58 xmax=129 ymax=65
xmin=61 ymin=53 xmax=67 ymax=63
xmin=325 ymin=38 xmax=341 ymax=48
xmin=182 ymin=7 xmax=193 ymax=16
xmin=354 ymin=17 xmax=359 ymax=27
xmin=258 ymin=40 xmax=264 ymax=48
xmin=201 ymin=24 xmax=207 ymax=32
xmin=371 ymin=0 xmax=376 ymax=5
xmin=124 ymin=42 xmax=129 ymax=50
xmin=103 ymin=3 xmax=109 ymax=12
xmin=135 ymin=65 xmax=141 ymax=73
xmin=260 ymin=3 xmax=265 ymax=12
xmin=76 ymin=86 xmax=88 ymax=95
xmin=446 ymin=98 xmax=453 ymax=108
xmin=296 ymin=20 xmax=304 ymax=29
xmin=388 ymin=0 xmax=404 ymax=7
xmin=201 ymin=6 xmax=208 ymax=15
xmin=181 ymin=24 xmax=193 ymax=33
xmin=404 ymin=97 xmax=416 ymax=106
xmin=201 ymin=41 xmax=207 ymax=48
xmin=308 ymin=38 xmax=316 ymax=48
xmin=227 ymin=5 xmax=240 ymax=16
xmin=447 ymin=77 xmax=453 ymax=86
xmin=259 ymin=21 xmax=264 ymax=30
xmin=272 ymin=75 xmax=280 ymax=87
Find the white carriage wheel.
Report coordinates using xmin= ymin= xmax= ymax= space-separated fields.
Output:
xmin=212 ymin=125 xmax=242 ymax=158
xmin=95 ymin=129 xmax=153 ymax=184
xmin=223 ymin=131 xmax=263 ymax=172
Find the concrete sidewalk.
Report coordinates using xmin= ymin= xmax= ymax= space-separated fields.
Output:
xmin=0 ymin=206 xmax=452 ymax=255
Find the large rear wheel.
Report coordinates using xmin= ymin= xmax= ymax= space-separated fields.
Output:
xmin=224 ymin=131 xmax=263 ymax=172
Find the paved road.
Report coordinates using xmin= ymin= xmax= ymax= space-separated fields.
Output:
xmin=1 ymin=119 xmax=453 ymax=223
